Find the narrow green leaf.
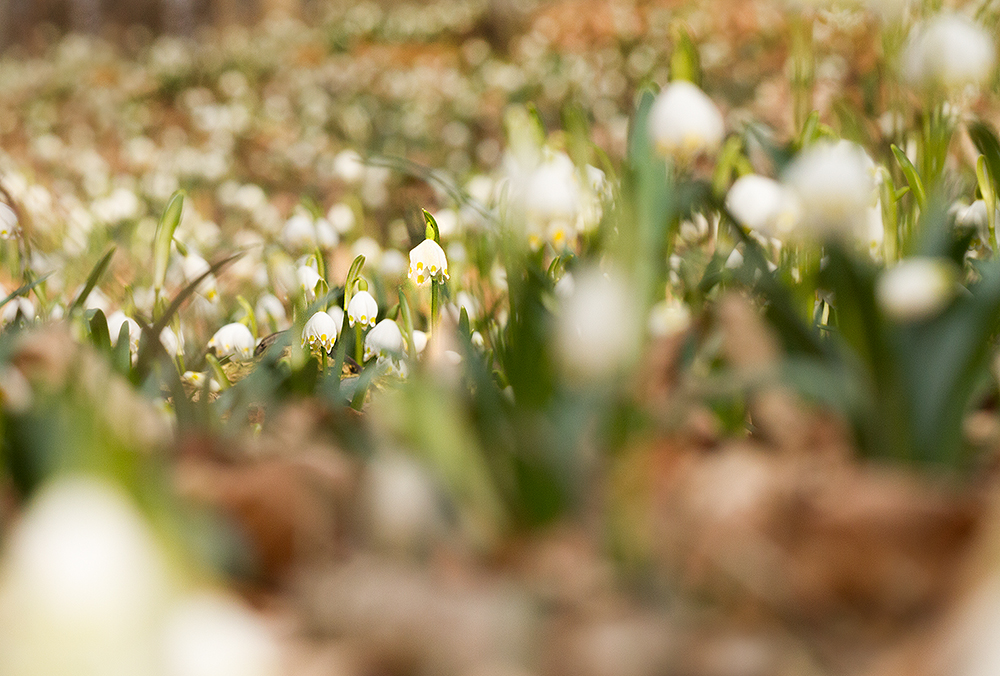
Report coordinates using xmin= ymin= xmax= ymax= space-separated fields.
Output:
xmin=236 ymin=295 xmax=258 ymax=340
xmin=88 ymin=309 xmax=111 ymax=353
xmin=204 ymin=353 xmax=232 ymax=390
xmin=891 ymin=144 xmax=927 ymax=209
xmin=153 ymin=191 xmax=185 ymax=293
xmin=111 ymin=322 xmax=133 ymax=375
xmin=68 ymin=247 xmax=115 ymax=315
xmin=343 ymin=254 xmax=366 ymax=309
xmin=422 ymin=208 xmax=441 ymax=243
xmin=398 ymin=288 xmax=415 ymax=360
xmin=669 ymin=21 xmax=701 ymax=85
xmin=976 ymin=155 xmax=996 ymax=248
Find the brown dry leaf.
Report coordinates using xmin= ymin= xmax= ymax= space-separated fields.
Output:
xmin=651 ymin=444 xmax=979 ymax=626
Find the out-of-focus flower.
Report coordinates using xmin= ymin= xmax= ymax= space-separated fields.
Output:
xmin=255 ymin=294 xmax=287 ymax=331
xmin=0 ymin=297 xmax=35 ymax=325
xmin=301 ymin=311 xmax=339 ymax=352
xmin=648 ymin=80 xmax=725 ymax=162
xmin=522 ymin=151 xmax=581 ymax=248
xmin=0 ymin=476 xmax=171 ymax=676
xmin=726 ymin=174 xmax=800 ymax=238
xmin=296 ymin=265 xmax=322 ymax=301
xmin=333 ymin=150 xmax=365 ymax=183
xmin=361 ymin=454 xmax=446 ymax=554
xmin=207 ymin=323 xmax=255 ymax=361
xmin=159 ymin=327 xmax=184 ymax=358
xmin=408 ymin=238 xmax=449 ymax=286
xmin=107 ymin=311 xmax=141 ymax=358
xmin=364 ymin=318 xmax=405 ymax=361
xmin=648 ymin=298 xmax=693 ymax=337
xmin=160 ymin=591 xmax=282 ymax=676
xmin=903 ymin=14 xmax=996 ymax=91
xmin=182 ymin=371 xmax=221 ymax=393
xmin=327 ymin=305 xmax=345 ymax=329
xmin=783 ymin=140 xmax=877 ymax=242
xmin=347 ymin=290 xmax=378 ymax=329
xmin=876 ymin=257 xmax=959 ymax=322
xmin=180 ymin=253 xmax=217 ymax=301
xmin=555 ymin=267 xmax=640 ymax=381
xmin=0 ymin=204 xmax=18 ymax=239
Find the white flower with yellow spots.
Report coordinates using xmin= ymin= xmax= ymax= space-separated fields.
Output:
xmin=207 ymin=322 xmax=255 ymax=361
xmin=648 ymin=81 xmax=725 ymax=163
xmin=407 ymin=238 xmax=449 ymax=287
xmin=347 ymin=290 xmax=377 ymax=329
xmin=301 ymin=311 xmax=339 ymax=352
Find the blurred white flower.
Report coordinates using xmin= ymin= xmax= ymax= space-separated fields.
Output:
xmin=182 ymin=371 xmax=221 ymax=393
xmin=280 ymin=213 xmax=316 ymax=250
xmin=160 ymin=591 xmax=281 ymax=676
xmin=255 ymin=293 xmax=287 ymax=332
xmin=783 ymin=140 xmax=877 ymax=241
xmin=523 ymin=151 xmax=581 ymax=248
xmin=327 ymin=305 xmax=345 ymax=330
xmin=725 ymin=174 xmax=800 ymax=237
xmin=296 ymin=265 xmax=322 ymax=301
xmin=648 ymin=298 xmax=693 ymax=337
xmin=207 ymin=323 xmax=255 ymax=361
xmin=180 ymin=253 xmax=217 ymax=301
xmin=555 ymin=267 xmax=640 ymax=381
xmin=159 ymin=327 xmax=184 ymax=358
xmin=0 ymin=297 xmax=35 ymax=325
xmin=903 ymin=14 xmax=996 ymax=91
xmin=362 ymin=454 xmax=446 ymax=554
xmin=327 ymin=203 xmax=356 ymax=234
xmin=408 ymin=238 xmax=449 ymax=286
xmin=0 ymin=476 xmax=170 ymax=676
xmin=364 ymin=318 xmax=405 ymax=361
xmin=876 ymin=257 xmax=958 ymax=322
xmin=333 ymin=149 xmax=365 ymax=183
xmin=302 ymin=311 xmax=339 ymax=352
xmin=347 ymin=290 xmax=378 ymax=329
xmin=0 ymin=204 xmax=17 ymax=239
xmin=411 ymin=329 xmax=429 ymax=354
xmin=648 ymin=80 xmax=725 ymax=162
xmin=107 ymin=311 xmax=140 ymax=358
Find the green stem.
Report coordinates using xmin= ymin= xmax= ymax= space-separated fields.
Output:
xmin=430 ymin=280 xmax=440 ymax=335
xmin=355 ymin=324 xmax=364 ymax=364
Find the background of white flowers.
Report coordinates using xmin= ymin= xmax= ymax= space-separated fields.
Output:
xmin=3 ymin=1 xmax=1000 ymax=675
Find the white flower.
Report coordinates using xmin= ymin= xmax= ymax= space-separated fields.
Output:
xmin=648 ymin=299 xmax=692 ymax=337
xmin=182 ymin=371 xmax=221 ymax=393
xmin=364 ymin=318 xmax=404 ymax=361
xmin=408 ymin=238 xmax=449 ymax=287
xmin=523 ymin=153 xmax=580 ymax=248
xmin=180 ymin=253 xmax=217 ymax=301
xmin=903 ymin=14 xmax=996 ymax=90
xmin=159 ymin=327 xmax=184 ymax=357
xmin=107 ymin=311 xmax=140 ymax=357
xmin=301 ymin=311 xmax=339 ymax=352
xmin=555 ymin=267 xmax=640 ymax=381
xmin=876 ymin=257 xmax=958 ymax=322
xmin=725 ymin=174 xmax=801 ymax=237
xmin=0 ymin=477 xmax=170 ymax=676
xmin=161 ymin=592 xmax=281 ymax=676
xmin=411 ymin=329 xmax=428 ymax=354
xmin=0 ymin=204 xmax=17 ymax=239
xmin=648 ymin=80 xmax=725 ymax=162
xmin=296 ymin=265 xmax=322 ymax=301
xmin=207 ymin=323 xmax=255 ymax=361
xmin=783 ymin=140 xmax=877 ymax=241
xmin=255 ymin=293 xmax=287 ymax=331
xmin=347 ymin=290 xmax=377 ymax=328
xmin=327 ymin=305 xmax=345 ymax=329
xmin=280 ymin=213 xmax=316 ymax=250
xmin=0 ymin=297 xmax=34 ymax=325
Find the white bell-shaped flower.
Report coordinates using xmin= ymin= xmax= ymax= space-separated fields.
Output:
xmin=726 ymin=174 xmax=801 ymax=238
xmin=347 ymin=290 xmax=377 ymax=329
xmin=903 ymin=14 xmax=996 ymax=91
xmin=207 ymin=322 xmax=255 ymax=361
xmin=876 ymin=257 xmax=958 ymax=322
xmin=364 ymin=318 xmax=404 ymax=362
xmin=783 ymin=140 xmax=877 ymax=242
xmin=301 ymin=311 xmax=339 ymax=352
xmin=648 ymin=80 xmax=725 ymax=162
xmin=408 ymin=238 xmax=450 ymax=287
